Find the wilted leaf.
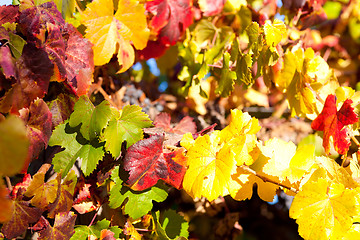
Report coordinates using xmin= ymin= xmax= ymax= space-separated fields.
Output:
xmin=102 ymin=105 xmax=152 ymax=158
xmin=1 ymin=195 xmax=43 ymax=239
xmin=124 ymin=134 xmax=187 ymax=190
xmin=311 ymin=94 xmax=358 ymax=155
xmin=24 ymin=164 xmax=60 ymax=210
xmin=0 ymin=115 xmax=29 ymax=176
xmin=38 ymin=211 xmax=76 ymax=240
xmin=80 ymin=0 xmax=149 ymax=72
xmin=109 ymin=166 xmax=168 ymax=219
xmin=20 ymin=98 xmax=52 ymax=172
xmin=146 ymin=0 xmax=193 ymax=45
xmin=289 ymin=178 xmax=358 ymax=240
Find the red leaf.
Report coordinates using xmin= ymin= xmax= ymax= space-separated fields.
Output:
xmin=136 ymin=40 xmax=169 ymax=60
xmin=311 ymin=94 xmax=358 ymax=155
xmin=20 ymin=98 xmax=52 ymax=172
xmin=1 ymin=196 xmax=43 ymax=239
xmin=72 ymin=183 xmax=97 ymax=214
xmin=124 ymin=134 xmax=187 ymax=191
xmin=11 ymin=173 xmax=32 ymax=199
xmin=0 ymin=5 xmax=19 ymax=25
xmin=38 ymin=211 xmax=76 ymax=240
xmin=146 ymin=0 xmax=193 ymax=45
xmin=154 ymin=112 xmax=197 ymax=134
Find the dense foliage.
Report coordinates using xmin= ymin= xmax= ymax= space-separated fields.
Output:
xmin=1 ymin=0 xmax=360 ymax=239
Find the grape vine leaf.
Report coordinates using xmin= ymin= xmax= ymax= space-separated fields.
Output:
xmin=124 ymin=220 xmax=142 ymax=239
xmin=69 ymin=96 xmax=112 ymax=141
xmin=123 ymin=134 xmax=187 ymax=191
xmin=146 ymin=0 xmax=193 ymax=45
xmin=0 ymin=180 xmax=13 ymax=223
xmin=109 ymin=166 xmax=168 ymax=219
xmin=289 ymin=178 xmax=359 ymax=240
xmin=153 ymin=112 xmax=197 ymax=134
xmin=153 ymin=210 xmax=189 ymax=240
xmin=311 ymin=94 xmax=358 ymax=155
xmin=263 ymin=19 xmax=286 ymax=51
xmin=48 ymin=170 xmax=77 ymax=218
xmin=71 ymin=219 xmax=121 ymax=240
xmin=20 ymin=98 xmax=52 ymax=172
xmin=102 ymin=105 xmax=153 ymax=158
xmin=38 ymin=211 xmax=76 ymax=240
xmin=49 ymin=120 xmax=105 ymax=177
xmin=48 ymin=93 xmax=76 ymax=127
xmin=261 ymin=138 xmax=315 ymax=184
xmin=24 ymin=164 xmax=60 ymax=211
xmin=1 ymin=192 xmax=43 ymax=239
xmin=0 ymin=5 xmax=19 ymax=25
xmin=0 ymin=43 xmax=52 ymax=113
xmin=80 ymin=0 xmax=149 ymax=72
xmin=198 ymin=0 xmax=225 ymax=16
xmin=0 ymin=115 xmax=29 ymax=176
xmin=72 ymin=183 xmax=97 ymax=214
xmin=180 ymin=130 xmax=237 ymax=201
xmin=215 ymin=52 xmax=236 ymax=97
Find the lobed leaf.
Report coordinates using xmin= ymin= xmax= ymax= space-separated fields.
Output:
xmin=38 ymin=211 xmax=76 ymax=240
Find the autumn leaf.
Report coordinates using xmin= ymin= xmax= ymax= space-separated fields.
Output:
xmin=153 ymin=210 xmax=189 ymax=239
xmin=0 ymin=115 xmax=29 ymax=176
xmin=181 ymin=131 xmax=237 ymax=201
xmin=311 ymin=94 xmax=358 ymax=155
xmin=38 ymin=211 xmax=77 ymax=240
xmin=109 ymin=166 xmax=168 ymax=219
xmin=124 ymin=220 xmax=142 ymax=240
xmin=0 ymin=180 xmax=13 ymax=223
xmin=198 ymin=0 xmax=225 ymax=16
xmin=1 ymin=193 xmax=43 ymax=239
xmin=153 ymin=112 xmax=197 ymax=134
xmin=124 ymin=134 xmax=187 ymax=191
xmin=146 ymin=0 xmax=193 ymax=45
xmin=72 ymin=183 xmax=98 ymax=214
xmin=48 ymin=93 xmax=76 ymax=127
xmin=80 ymin=0 xmax=149 ymax=72
xmin=261 ymin=138 xmax=315 ymax=184
xmin=102 ymin=105 xmax=153 ymax=158
xmin=20 ymin=98 xmax=52 ymax=172
xmin=289 ymin=178 xmax=359 ymax=240
xmin=24 ymin=164 xmax=60 ymax=210
xmin=48 ymin=170 xmax=77 ymax=218
xmin=263 ymin=19 xmax=286 ymax=51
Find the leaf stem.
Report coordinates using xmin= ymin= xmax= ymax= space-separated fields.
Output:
xmin=240 ymin=165 xmax=299 ymax=194
xmin=5 ymin=176 xmax=13 ymax=193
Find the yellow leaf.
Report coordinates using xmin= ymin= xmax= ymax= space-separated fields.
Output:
xmin=220 ymin=109 xmax=260 ymax=165
xmin=80 ymin=0 xmax=149 ymax=71
xmin=290 ymin=178 xmax=358 ymax=240
xmin=261 ymin=138 xmax=315 ymax=184
xmin=181 ymin=131 xmax=237 ymax=201
xmin=263 ymin=19 xmax=286 ymax=50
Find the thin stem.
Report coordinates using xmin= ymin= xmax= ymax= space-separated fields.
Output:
xmin=5 ymin=176 xmax=13 ymax=192
xmin=240 ymin=165 xmax=299 ymax=194
xmin=88 ymin=207 xmax=101 ymax=227
xmin=351 ymin=135 xmax=360 ymax=147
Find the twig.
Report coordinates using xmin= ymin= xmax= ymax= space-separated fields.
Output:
xmin=88 ymin=207 xmax=101 ymax=227
xmin=5 ymin=176 xmax=13 ymax=192
xmin=240 ymin=165 xmax=299 ymax=194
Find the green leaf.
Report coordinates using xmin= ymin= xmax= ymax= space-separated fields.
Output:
xmin=102 ymin=105 xmax=152 ymax=158
xmin=109 ymin=166 xmax=168 ymax=220
xmin=236 ymin=52 xmax=253 ymax=85
xmin=71 ymin=219 xmax=121 ymax=240
xmin=153 ymin=210 xmax=189 ymax=240
xmin=8 ymin=33 xmax=26 ymax=59
xmin=69 ymin=96 xmax=113 ymax=141
xmin=49 ymin=121 xmax=104 ymax=177
xmin=194 ymin=20 xmax=217 ymax=45
xmin=215 ymin=52 xmax=236 ymax=97
xmin=246 ymin=22 xmax=260 ymax=51
xmin=0 ymin=115 xmax=29 ymax=176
